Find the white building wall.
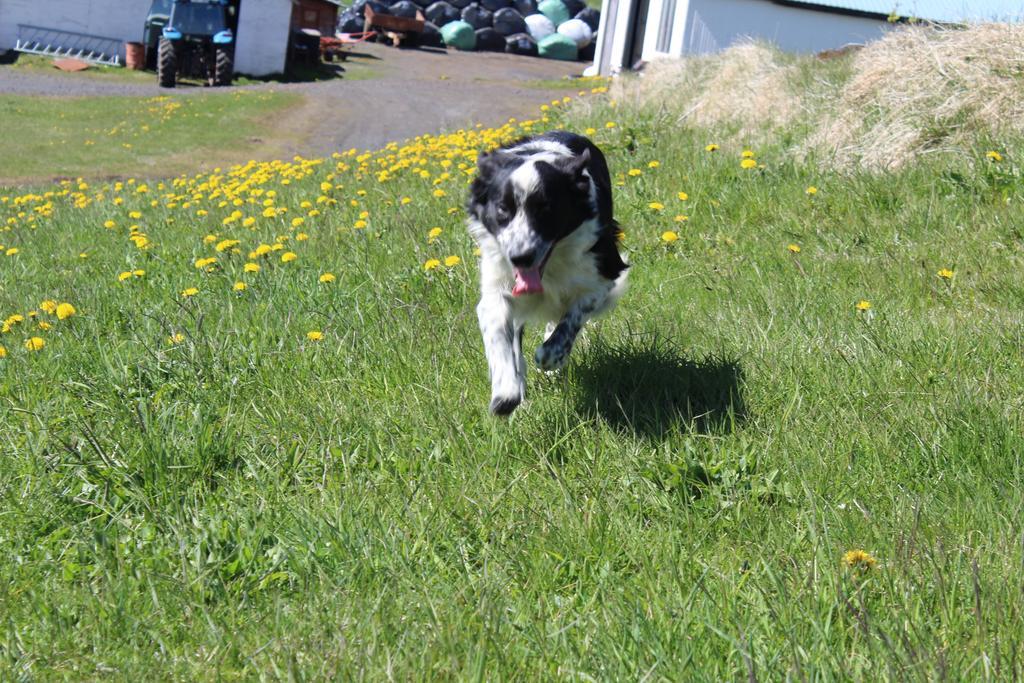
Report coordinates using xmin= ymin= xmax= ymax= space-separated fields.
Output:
xmin=0 ymin=0 xmax=151 ymax=56
xmin=680 ymin=0 xmax=892 ymax=56
xmin=235 ymin=0 xmax=292 ymax=77
xmin=593 ymin=0 xmax=896 ymax=74
xmin=0 ymin=0 xmax=291 ymax=77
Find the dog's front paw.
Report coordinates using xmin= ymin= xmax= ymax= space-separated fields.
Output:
xmin=489 ymin=393 xmax=522 ymax=416
xmin=535 ymin=340 xmax=570 ymax=372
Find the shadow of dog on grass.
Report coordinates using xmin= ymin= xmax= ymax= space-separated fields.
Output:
xmin=572 ymin=335 xmax=746 ymax=438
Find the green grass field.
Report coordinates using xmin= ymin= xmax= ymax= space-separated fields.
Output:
xmin=0 ymin=90 xmax=300 ymax=184
xmin=1 ymin=74 xmax=1023 ymax=679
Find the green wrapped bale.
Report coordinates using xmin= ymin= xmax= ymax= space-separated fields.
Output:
xmin=537 ymin=32 xmax=577 ymax=60
xmin=537 ymin=0 xmax=570 ymax=26
xmin=440 ymin=20 xmax=478 ymax=50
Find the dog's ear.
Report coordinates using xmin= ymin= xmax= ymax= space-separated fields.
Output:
xmin=476 ymin=149 xmax=509 ymax=180
xmin=560 ymin=148 xmax=591 ymax=192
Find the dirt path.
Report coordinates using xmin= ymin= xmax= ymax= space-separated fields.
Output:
xmin=272 ymin=44 xmax=585 ymax=156
xmin=0 ymin=44 xmax=586 ymax=158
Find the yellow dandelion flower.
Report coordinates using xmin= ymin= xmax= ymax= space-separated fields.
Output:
xmin=986 ymin=150 xmax=1003 ymax=162
xmin=103 ymin=220 xmax=116 ymax=229
xmin=55 ymin=303 xmax=76 ymax=320
xmin=584 ymin=127 xmax=597 ymax=135
xmin=445 ymin=255 xmax=461 ymax=267
xmin=788 ymin=244 xmax=801 ymax=253
xmin=806 ymin=186 xmax=818 ymax=195
xmin=740 ymin=159 xmax=758 ymax=169
xmin=0 ymin=345 xmax=6 ymax=358
xmin=38 ymin=321 xmax=52 ymax=331
xmin=307 ymin=330 xmax=324 ymax=342
xmin=79 ymin=253 xmax=88 ymax=259
xmin=291 ymin=217 xmax=305 ymax=228
xmin=181 ymin=287 xmax=199 ymax=298
xmin=648 ymin=161 xmax=660 ymax=169
xmin=233 ymin=281 xmax=247 ymax=292
xmin=705 ymin=143 xmax=719 ymax=152
xmin=428 ymin=227 xmax=443 ymax=241
xmin=605 ymin=121 xmax=616 ymax=129
xmin=842 ymin=549 xmax=877 ymax=570
xmin=5 ymin=248 xmax=19 ymax=256
xmin=648 ymin=202 xmax=664 ymax=211
xmin=25 ymin=337 xmax=45 ymax=351
xmin=855 ymin=300 xmax=871 ymax=312
xmin=937 ymin=268 xmax=954 ymax=279
xmin=118 ymin=271 xmax=133 ymax=281
xmin=661 ymin=231 xmax=679 ymax=243
xmin=40 ymin=300 xmax=58 ymax=314
xmin=401 ymin=197 xmax=412 ymax=205
xmin=674 ymin=215 xmax=689 ymax=222
xmin=433 ymin=189 xmax=447 ymax=198
xmin=677 ymin=192 xmax=689 ymax=201
xmin=423 ymin=258 xmax=441 ymax=271
xmin=244 ymin=262 xmax=260 ymax=273
xmin=741 ymin=149 xmax=755 ymax=158
xmin=319 ymin=272 xmax=336 ymax=283
xmin=627 ymin=168 xmax=642 ymax=177
xmin=281 ymin=252 xmax=297 ymax=263
xmin=354 ymin=220 xmax=367 ymax=229
xmin=168 ymin=332 xmax=185 ymax=345
xmin=133 ymin=269 xmax=145 ymax=277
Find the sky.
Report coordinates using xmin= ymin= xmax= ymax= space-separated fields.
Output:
xmin=800 ymin=0 xmax=1024 ymax=21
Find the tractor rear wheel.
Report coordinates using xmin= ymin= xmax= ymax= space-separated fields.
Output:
xmin=157 ymin=38 xmax=177 ymax=88
xmin=214 ymin=47 xmax=234 ymax=87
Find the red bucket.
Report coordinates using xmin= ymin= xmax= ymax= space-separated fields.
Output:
xmin=125 ymin=42 xmax=145 ymax=70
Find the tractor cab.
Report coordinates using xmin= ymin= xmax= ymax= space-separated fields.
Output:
xmin=145 ymin=0 xmax=238 ymax=87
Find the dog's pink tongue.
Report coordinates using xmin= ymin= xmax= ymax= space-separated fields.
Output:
xmin=512 ymin=267 xmax=544 ymax=296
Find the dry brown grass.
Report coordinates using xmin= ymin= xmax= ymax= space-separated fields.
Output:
xmin=603 ymin=23 xmax=1024 ymax=171
xmin=608 ymin=42 xmax=800 ymax=139
xmin=806 ymin=22 xmax=1024 ymax=170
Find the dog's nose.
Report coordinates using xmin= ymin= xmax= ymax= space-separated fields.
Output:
xmin=509 ymin=250 xmax=537 ymax=268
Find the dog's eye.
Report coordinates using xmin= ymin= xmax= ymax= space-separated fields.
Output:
xmin=495 ymin=205 xmax=511 ymax=222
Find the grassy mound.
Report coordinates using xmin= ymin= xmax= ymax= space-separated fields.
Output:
xmin=1 ymin=66 xmax=1023 ymax=678
xmin=606 ymin=23 xmax=1024 ymax=170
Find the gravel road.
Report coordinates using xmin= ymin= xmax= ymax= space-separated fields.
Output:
xmin=0 ymin=44 xmax=587 ymax=156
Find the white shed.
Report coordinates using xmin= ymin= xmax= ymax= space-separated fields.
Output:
xmin=0 ymin=0 xmax=294 ymax=76
xmin=591 ymin=0 xmax=1024 ymax=75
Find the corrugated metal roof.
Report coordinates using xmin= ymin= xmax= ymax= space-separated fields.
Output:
xmin=790 ymin=1 xmax=1024 ymax=22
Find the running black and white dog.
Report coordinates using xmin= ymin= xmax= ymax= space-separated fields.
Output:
xmin=467 ymin=131 xmax=628 ymax=416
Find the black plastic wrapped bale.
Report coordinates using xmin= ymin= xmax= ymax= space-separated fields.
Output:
xmin=338 ymin=9 xmax=365 ymax=33
xmin=448 ymin=0 xmax=473 ymax=9
xmin=461 ymin=4 xmax=494 ymax=29
xmin=389 ymin=0 xmax=421 ymax=17
xmin=561 ymin=0 xmax=585 ymax=16
xmin=511 ymin=0 xmax=538 ymax=16
xmin=367 ymin=1 xmax=391 ymax=14
xmin=411 ymin=0 xmax=433 ymax=7
xmin=574 ymin=7 xmax=600 ymax=31
xmin=505 ymin=32 xmax=537 ymax=55
xmin=421 ymin=21 xmax=445 ymax=46
xmin=578 ymin=40 xmax=595 ymax=61
xmin=492 ymin=7 xmax=527 ymax=35
xmin=425 ymin=0 xmax=461 ymax=24
xmin=475 ymin=27 xmax=506 ymax=51
xmin=480 ymin=0 xmax=511 ymax=11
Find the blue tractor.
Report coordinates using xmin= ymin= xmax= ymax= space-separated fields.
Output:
xmin=146 ymin=0 xmax=237 ymax=88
